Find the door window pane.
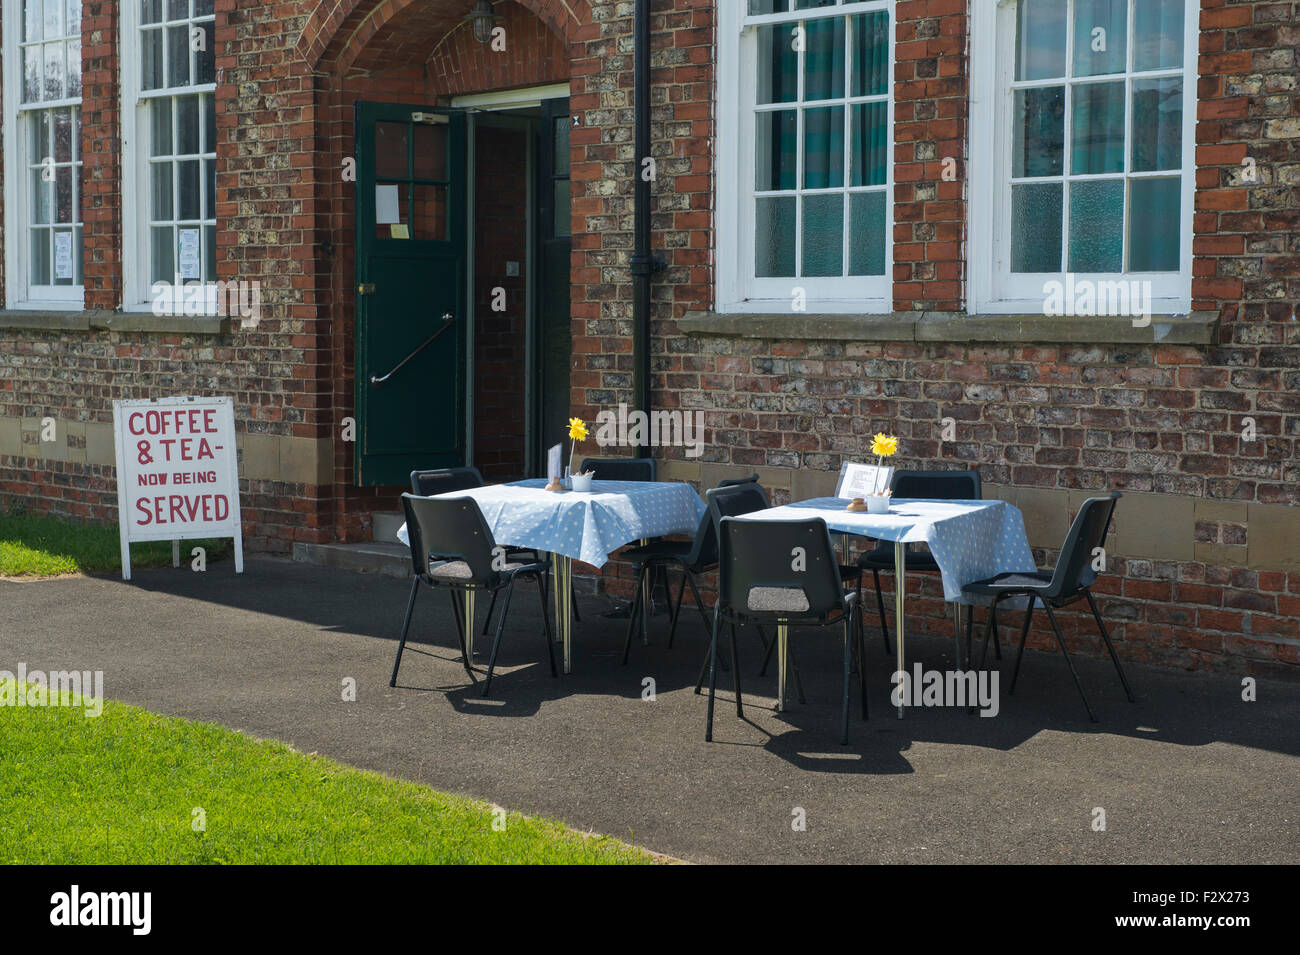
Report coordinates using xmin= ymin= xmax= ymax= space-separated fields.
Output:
xmin=375 ymin=122 xmax=409 ymax=179
xmin=413 ymin=123 xmax=448 ymax=180
xmin=411 ymin=184 xmax=448 ymax=241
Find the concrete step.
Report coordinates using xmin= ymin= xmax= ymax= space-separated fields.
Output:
xmin=371 ymin=511 xmax=405 ymax=544
xmin=293 ymin=541 xmax=410 ymax=579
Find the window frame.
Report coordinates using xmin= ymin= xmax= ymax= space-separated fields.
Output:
xmin=717 ymin=0 xmax=894 ymax=315
xmin=2 ymin=0 xmax=85 ymax=309
xmin=970 ymin=0 xmax=1198 ymax=316
xmin=120 ymin=0 xmax=218 ymax=313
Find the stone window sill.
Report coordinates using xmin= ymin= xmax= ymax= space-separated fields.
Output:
xmin=0 ymin=310 xmax=232 ymax=335
xmin=677 ymin=310 xmax=1219 ymax=345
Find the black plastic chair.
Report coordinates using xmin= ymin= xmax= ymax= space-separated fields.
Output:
xmin=392 ymin=493 xmax=556 ymax=696
xmin=706 ymin=515 xmax=865 ymax=745
xmin=619 ymin=477 xmax=765 ymax=664
xmin=581 ymin=457 xmax=656 ymax=482
xmin=857 ymin=469 xmax=983 ymax=653
xmin=961 ymin=491 xmax=1135 ymax=722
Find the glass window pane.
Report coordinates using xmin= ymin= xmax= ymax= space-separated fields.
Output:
xmin=151 ymin=226 xmax=175 ymax=283
xmin=204 ymin=224 xmax=216 ymax=281
xmin=1128 ymin=178 xmax=1180 ymax=271
xmin=30 ymin=109 xmax=51 ymax=164
xmin=756 ymin=25 xmax=798 ymax=104
xmin=25 ymin=0 xmax=42 ymax=42
xmin=45 ymin=41 xmax=64 ymax=99
xmin=1072 ymin=0 xmax=1127 ymax=77
xmin=177 ymin=160 xmax=200 ymax=220
xmin=1131 ymin=78 xmax=1182 ymax=172
xmin=411 ymin=184 xmax=447 ymax=241
xmin=195 ymin=0 xmax=214 ymax=15
xmin=31 ymin=168 xmax=52 ymax=224
xmin=150 ymin=97 xmax=172 ymax=156
xmin=412 ymin=123 xmax=448 ymax=180
xmin=850 ymin=102 xmax=887 ymax=187
xmin=1013 ymin=86 xmax=1064 ymax=178
xmin=142 ymin=29 xmax=163 ymax=90
xmin=375 ymin=121 xmax=409 ymax=180
xmin=1011 ymin=182 xmax=1063 ymax=272
xmin=195 ymin=22 xmax=215 ymax=85
xmin=167 ymin=24 xmax=189 ymax=87
xmin=168 ymin=0 xmax=188 ymax=22
xmin=43 ymin=0 xmax=61 ymax=38
xmin=66 ymin=0 xmax=80 ymax=35
xmin=1134 ymin=0 xmax=1184 ymax=71
xmin=802 ymin=193 xmax=843 ymax=277
xmin=52 ymin=107 xmax=73 ymax=162
xmin=203 ymin=158 xmax=215 ymax=219
xmin=851 ymin=12 xmax=889 ymax=97
xmin=204 ymin=94 xmax=216 ymax=152
xmin=31 ymin=231 xmax=52 ymax=285
xmin=1071 ymin=81 xmax=1125 ymax=175
xmin=24 ymin=46 xmax=43 ymax=101
xmin=52 ymin=228 xmax=77 ymax=284
xmin=176 ymin=94 xmax=200 ymax=154
xmin=1068 ymin=179 xmax=1123 ymax=272
xmin=803 ymin=106 xmax=843 ymax=189
xmin=748 ymin=0 xmax=783 ymax=13
xmin=55 ymin=164 xmax=73 ymax=223
xmin=1015 ymin=0 xmax=1067 ymax=81
xmin=755 ymin=110 xmax=797 ymax=191
xmin=849 ymin=191 xmax=886 ymax=276
xmin=141 ymin=0 xmax=161 ymax=24
xmin=804 ymin=17 xmax=845 ymax=102
xmin=66 ymin=40 xmax=81 ymax=97
xmin=151 ymin=162 xmax=174 ymax=220
xmin=755 ymin=197 xmax=796 ymax=277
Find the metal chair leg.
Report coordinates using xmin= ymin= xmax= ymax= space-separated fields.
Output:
xmin=729 ymin=623 xmax=743 ymax=717
xmin=1009 ymin=597 xmax=1036 ymax=695
xmin=390 ymin=577 xmax=420 ymax=686
xmin=684 ymin=571 xmax=714 ymax=634
xmin=667 ymin=569 xmax=687 ymax=648
xmin=841 ymin=612 xmax=853 ymax=745
xmin=1043 ymin=603 xmax=1097 ymax=722
xmin=482 ymin=580 xmax=515 ymax=697
xmin=856 ymin=605 xmax=869 ymax=720
xmin=1087 ymin=591 xmax=1135 ymax=702
xmin=872 ymin=568 xmax=891 ymax=653
xmin=482 ymin=589 xmax=497 ymax=636
xmin=787 ymin=638 xmax=807 ymax=705
xmin=620 ymin=563 xmax=647 ymax=665
xmin=980 ymin=597 xmax=1001 ymax=670
xmin=705 ymin=605 xmax=721 ymax=742
xmin=536 ymin=573 xmax=557 ymax=678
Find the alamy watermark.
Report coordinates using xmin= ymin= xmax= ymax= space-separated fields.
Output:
xmin=891 ymin=664 xmax=1000 ymax=717
xmin=594 ymin=403 xmax=706 ymax=458
xmin=151 ymin=275 xmax=262 ymax=329
xmin=1042 ymin=274 xmax=1153 ymax=328
xmin=0 ymin=664 xmax=104 ymax=718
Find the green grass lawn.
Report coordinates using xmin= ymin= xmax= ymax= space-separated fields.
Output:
xmin=0 ymin=510 xmax=231 ymax=577
xmin=0 ymin=683 xmax=655 ymax=864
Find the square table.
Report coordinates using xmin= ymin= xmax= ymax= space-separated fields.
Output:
xmin=732 ymin=497 xmax=1036 ymax=717
xmin=398 ymin=478 xmax=707 ymax=673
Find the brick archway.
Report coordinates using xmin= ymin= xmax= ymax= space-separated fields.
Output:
xmin=295 ymin=0 xmax=593 ymax=75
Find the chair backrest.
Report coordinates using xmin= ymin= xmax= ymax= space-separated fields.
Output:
xmin=401 ymin=493 xmax=500 ymax=587
xmin=1047 ymin=491 xmax=1121 ymax=599
xmin=717 ymin=517 xmax=844 ymax=622
xmin=683 ymin=477 xmax=764 ymax=570
xmin=890 ymin=468 xmax=982 ymax=500
xmin=410 ymin=466 xmax=484 ymax=497
xmin=705 ymin=481 xmax=771 ymax=528
xmin=582 ymin=457 xmax=656 ymax=482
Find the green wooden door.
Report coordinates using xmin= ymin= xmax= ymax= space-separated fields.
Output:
xmin=536 ymin=98 xmax=572 ymax=471
xmin=354 ymin=102 xmax=467 ymax=486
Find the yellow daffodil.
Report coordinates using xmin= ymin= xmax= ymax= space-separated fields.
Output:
xmin=568 ymin=418 xmax=588 ymax=442
xmin=870 ymin=432 xmax=898 ymax=457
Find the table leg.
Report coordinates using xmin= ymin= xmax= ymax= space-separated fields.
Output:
xmin=895 ymin=540 xmax=905 ymax=719
xmin=551 ymin=554 xmax=572 ymax=674
xmin=464 ymin=591 xmax=476 ymax=658
xmin=777 ymin=622 xmax=788 ymax=713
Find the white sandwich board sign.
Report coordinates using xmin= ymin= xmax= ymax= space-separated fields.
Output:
xmin=112 ymin=396 xmax=244 ymax=581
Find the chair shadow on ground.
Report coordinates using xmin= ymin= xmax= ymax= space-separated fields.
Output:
xmin=117 ymin=557 xmax=1300 ymax=776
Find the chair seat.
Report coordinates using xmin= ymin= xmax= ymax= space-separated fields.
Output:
xmin=858 ymin=545 xmax=939 ymax=572
xmin=746 ymin=586 xmax=810 ymax=613
xmin=621 ymin=539 xmax=693 ymax=563
xmin=427 ymin=559 xmax=535 ymax=582
xmin=961 ymin=570 xmax=1052 ymax=596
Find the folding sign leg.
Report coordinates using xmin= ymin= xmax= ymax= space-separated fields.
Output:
xmin=173 ymin=540 xmax=180 ymax=569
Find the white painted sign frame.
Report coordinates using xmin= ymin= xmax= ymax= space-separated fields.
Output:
xmin=112 ymin=396 xmax=245 ymax=581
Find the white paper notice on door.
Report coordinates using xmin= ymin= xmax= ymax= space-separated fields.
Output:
xmin=178 ymin=228 xmax=201 ymax=280
xmin=54 ymin=232 xmax=74 ymax=280
xmin=375 ymin=184 xmax=401 ymax=225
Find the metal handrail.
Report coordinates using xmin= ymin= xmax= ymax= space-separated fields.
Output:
xmin=369 ymin=312 xmax=455 ymax=387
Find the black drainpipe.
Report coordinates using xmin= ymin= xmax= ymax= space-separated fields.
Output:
xmin=629 ymin=0 xmax=656 ymax=458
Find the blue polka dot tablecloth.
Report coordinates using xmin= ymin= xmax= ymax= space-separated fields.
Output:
xmin=396 ymin=479 xmax=707 ymax=568
xmin=740 ymin=497 xmax=1038 ymax=606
